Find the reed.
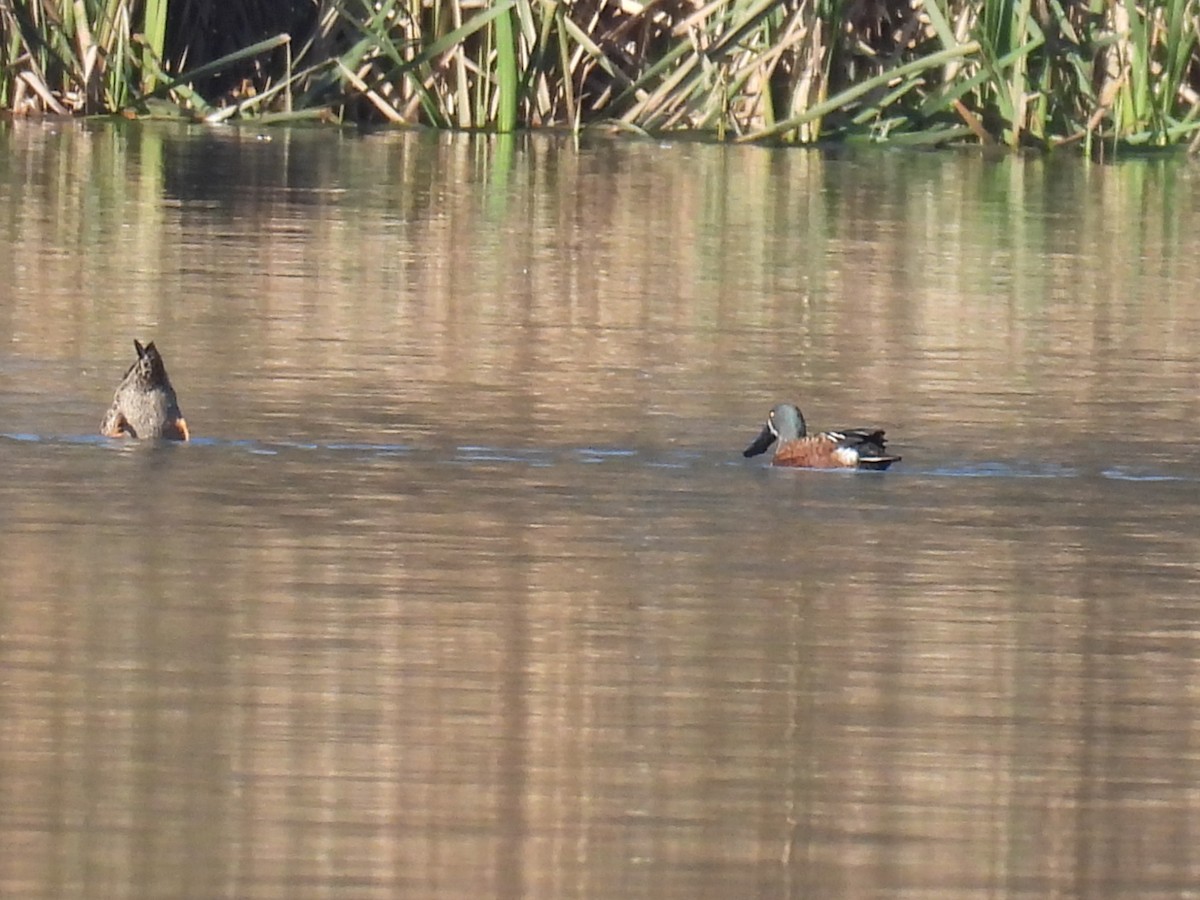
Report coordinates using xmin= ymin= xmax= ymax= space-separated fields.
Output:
xmin=2 ymin=0 xmax=1198 ymax=151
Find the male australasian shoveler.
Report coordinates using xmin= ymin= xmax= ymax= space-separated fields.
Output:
xmin=743 ymin=403 xmax=899 ymax=470
xmin=100 ymin=340 xmax=190 ymax=441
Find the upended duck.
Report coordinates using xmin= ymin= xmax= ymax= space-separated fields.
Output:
xmin=100 ymin=340 xmax=190 ymax=441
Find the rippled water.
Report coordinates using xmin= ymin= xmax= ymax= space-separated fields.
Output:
xmin=2 ymin=121 xmax=1200 ymax=898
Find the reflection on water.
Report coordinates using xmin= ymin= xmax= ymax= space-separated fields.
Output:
xmin=2 ymin=121 xmax=1200 ymax=898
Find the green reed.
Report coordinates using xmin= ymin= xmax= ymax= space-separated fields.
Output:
xmin=2 ymin=0 xmax=1198 ymax=152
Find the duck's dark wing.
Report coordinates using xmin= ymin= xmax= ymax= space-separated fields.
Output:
xmin=823 ymin=428 xmax=900 ymax=469
xmin=825 ymin=428 xmax=888 ymax=450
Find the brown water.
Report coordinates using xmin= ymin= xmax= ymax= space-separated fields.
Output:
xmin=2 ymin=121 xmax=1200 ymax=899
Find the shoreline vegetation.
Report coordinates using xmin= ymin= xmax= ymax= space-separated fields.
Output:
xmin=2 ymin=1 xmax=1198 ymax=153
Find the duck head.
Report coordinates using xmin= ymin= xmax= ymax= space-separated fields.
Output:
xmin=743 ymin=403 xmax=806 ymax=457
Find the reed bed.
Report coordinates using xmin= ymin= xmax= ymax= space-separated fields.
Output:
xmin=3 ymin=0 xmax=1198 ymax=150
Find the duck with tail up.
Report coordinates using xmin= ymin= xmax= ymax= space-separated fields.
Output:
xmin=100 ymin=340 xmax=190 ymax=441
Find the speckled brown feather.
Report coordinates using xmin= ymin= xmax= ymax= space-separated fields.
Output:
xmin=771 ymin=436 xmax=859 ymax=468
xmin=772 ymin=430 xmax=899 ymax=469
xmin=100 ymin=340 xmax=189 ymax=441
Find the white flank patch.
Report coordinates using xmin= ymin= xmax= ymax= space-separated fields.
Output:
xmin=832 ymin=446 xmax=859 ymax=466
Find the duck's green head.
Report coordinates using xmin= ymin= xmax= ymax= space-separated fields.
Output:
xmin=743 ymin=403 xmax=807 ymax=457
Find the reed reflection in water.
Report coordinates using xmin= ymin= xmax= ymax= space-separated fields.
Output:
xmin=2 ymin=121 xmax=1200 ymax=898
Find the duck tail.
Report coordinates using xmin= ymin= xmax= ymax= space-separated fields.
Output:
xmin=858 ymin=455 xmax=901 ymax=470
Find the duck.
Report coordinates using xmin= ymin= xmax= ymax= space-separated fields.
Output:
xmin=743 ymin=403 xmax=899 ymax=469
xmin=100 ymin=340 xmax=190 ymax=441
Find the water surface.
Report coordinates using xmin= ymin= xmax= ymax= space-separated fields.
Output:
xmin=2 ymin=121 xmax=1200 ymax=898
